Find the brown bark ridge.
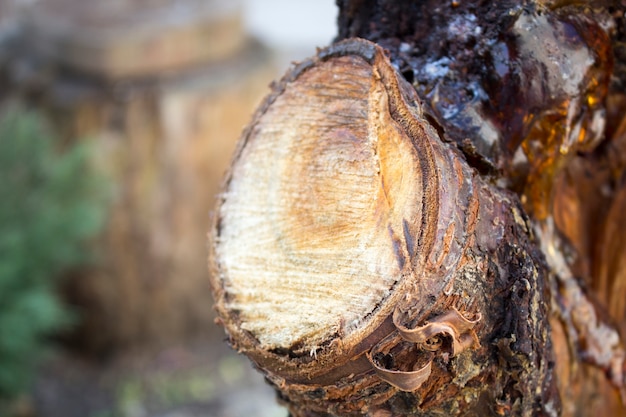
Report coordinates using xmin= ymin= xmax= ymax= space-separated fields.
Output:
xmin=550 ymin=95 xmax=626 ymax=415
xmin=210 ymin=39 xmax=559 ymax=416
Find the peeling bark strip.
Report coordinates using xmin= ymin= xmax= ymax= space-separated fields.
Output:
xmin=210 ymin=39 xmax=559 ymax=416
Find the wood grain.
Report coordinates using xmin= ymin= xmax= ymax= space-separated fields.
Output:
xmin=210 ymin=39 xmax=558 ymax=416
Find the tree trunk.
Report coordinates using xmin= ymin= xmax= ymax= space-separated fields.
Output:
xmin=5 ymin=0 xmax=276 ymax=353
xmin=210 ymin=1 xmax=626 ymax=416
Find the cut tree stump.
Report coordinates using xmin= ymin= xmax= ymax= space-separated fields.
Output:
xmin=211 ymin=1 xmax=626 ymax=416
xmin=211 ymin=40 xmax=557 ymax=417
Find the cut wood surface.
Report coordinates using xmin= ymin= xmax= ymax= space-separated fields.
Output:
xmin=216 ymin=49 xmax=433 ymax=352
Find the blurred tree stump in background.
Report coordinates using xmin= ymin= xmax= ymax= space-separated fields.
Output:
xmin=2 ymin=0 xmax=276 ymax=354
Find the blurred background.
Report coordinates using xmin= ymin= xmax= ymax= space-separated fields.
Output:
xmin=0 ymin=1 xmax=336 ymax=416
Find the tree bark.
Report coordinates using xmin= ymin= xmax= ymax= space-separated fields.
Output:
xmin=210 ymin=1 xmax=626 ymax=416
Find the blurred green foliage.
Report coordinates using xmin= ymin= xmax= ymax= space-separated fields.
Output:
xmin=0 ymin=108 xmax=109 ymax=401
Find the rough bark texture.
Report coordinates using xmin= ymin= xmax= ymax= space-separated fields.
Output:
xmin=211 ymin=1 xmax=626 ymax=416
xmin=333 ymin=1 xmax=626 ymax=415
